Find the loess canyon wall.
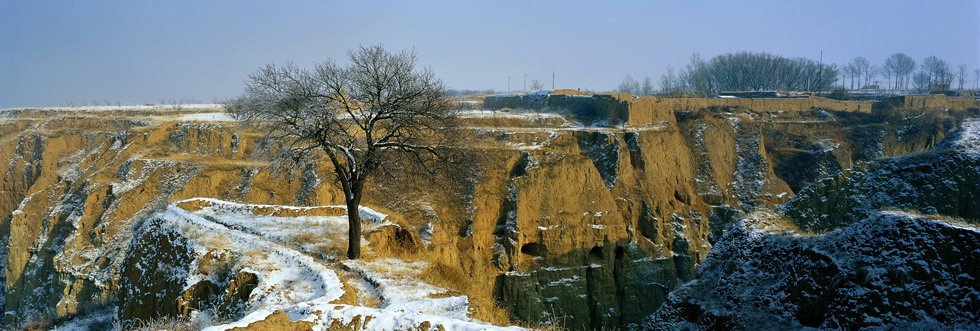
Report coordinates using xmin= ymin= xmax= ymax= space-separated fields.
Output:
xmin=0 ymin=96 xmax=974 ymax=329
xmin=650 ymin=119 xmax=980 ymax=329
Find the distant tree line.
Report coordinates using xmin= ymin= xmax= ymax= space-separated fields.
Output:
xmin=651 ymin=52 xmax=837 ymax=96
xmin=830 ymin=54 xmax=970 ymax=92
xmin=614 ymin=52 xmax=977 ymax=97
xmin=446 ymin=88 xmax=497 ymax=96
xmin=613 ymin=75 xmax=655 ymax=95
xmin=844 ymin=54 xmax=956 ymax=92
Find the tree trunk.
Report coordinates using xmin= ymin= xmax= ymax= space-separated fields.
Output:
xmin=346 ymin=197 xmax=362 ymax=259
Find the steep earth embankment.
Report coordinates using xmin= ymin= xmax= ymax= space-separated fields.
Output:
xmin=648 ymin=211 xmax=979 ymax=330
xmin=649 ymin=119 xmax=980 ymax=330
xmin=0 ymin=101 xmax=972 ymax=330
xmin=781 ymin=119 xmax=980 ymax=232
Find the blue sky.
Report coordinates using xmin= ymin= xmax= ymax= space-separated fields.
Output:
xmin=2 ymin=0 xmax=978 ymax=108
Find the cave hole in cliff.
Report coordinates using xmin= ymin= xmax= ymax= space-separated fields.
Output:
xmin=674 ymin=190 xmax=690 ymax=204
xmin=521 ymin=242 xmax=547 ymax=257
xmin=588 ymin=246 xmax=604 ymax=264
xmin=509 ymin=152 xmax=530 ymax=178
xmin=639 ymin=203 xmax=659 ymax=242
xmin=393 ymin=227 xmax=419 ymax=251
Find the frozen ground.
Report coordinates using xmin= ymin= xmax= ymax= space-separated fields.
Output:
xmin=151 ymin=198 xmax=520 ymax=330
xmin=177 ymin=112 xmax=236 ymax=122
xmin=943 ymin=117 xmax=980 ymax=155
xmin=459 ymin=109 xmax=568 ymax=119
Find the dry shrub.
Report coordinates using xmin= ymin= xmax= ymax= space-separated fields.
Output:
xmin=468 ymin=296 xmax=514 ymax=328
xmin=421 ymin=263 xmax=467 ymax=291
xmin=418 ymin=262 xmax=571 ymax=329
xmin=2 ymin=309 xmax=56 ymax=331
xmin=290 ymin=231 xmax=345 ymax=260
xmin=419 ymin=263 xmax=512 ymax=327
xmin=363 ymin=223 xmax=422 ymax=260
xmin=130 ymin=315 xmax=195 ymax=331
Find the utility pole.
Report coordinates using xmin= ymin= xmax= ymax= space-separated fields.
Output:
xmin=523 ymin=74 xmax=526 ymax=92
xmin=818 ymin=50 xmax=824 ymax=93
xmin=508 ymin=76 xmax=511 ymax=93
xmin=552 ymin=69 xmax=555 ymax=90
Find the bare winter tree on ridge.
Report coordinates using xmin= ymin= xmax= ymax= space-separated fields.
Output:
xmin=228 ymin=45 xmax=464 ymax=259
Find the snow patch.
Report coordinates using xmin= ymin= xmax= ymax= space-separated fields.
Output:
xmin=177 ymin=112 xmax=236 ymax=122
xmin=947 ymin=118 xmax=980 ymax=155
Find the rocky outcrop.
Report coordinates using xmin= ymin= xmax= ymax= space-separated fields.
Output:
xmin=650 ymin=118 xmax=980 ymax=330
xmin=118 ymin=218 xmax=195 ymax=323
xmin=0 ymin=117 xmax=327 ymax=325
xmin=780 ymin=120 xmax=980 ymax=232
xmin=647 ymin=211 xmax=979 ymax=330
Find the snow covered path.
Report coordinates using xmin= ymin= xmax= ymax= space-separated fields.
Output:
xmin=156 ymin=198 xmax=521 ymax=330
xmin=160 ymin=204 xmax=346 ymax=321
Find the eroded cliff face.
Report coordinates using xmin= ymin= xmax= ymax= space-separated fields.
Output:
xmin=0 ymin=115 xmax=331 ymax=326
xmin=648 ymin=211 xmax=979 ymax=330
xmin=648 ymin=118 xmax=980 ymax=330
xmin=780 ymin=120 xmax=980 ymax=232
xmin=0 ymin=100 xmax=972 ymax=329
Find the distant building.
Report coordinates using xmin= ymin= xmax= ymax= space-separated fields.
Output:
xmin=717 ymin=91 xmax=782 ymax=98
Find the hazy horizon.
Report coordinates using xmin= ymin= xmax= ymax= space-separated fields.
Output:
xmin=2 ymin=0 xmax=978 ymax=108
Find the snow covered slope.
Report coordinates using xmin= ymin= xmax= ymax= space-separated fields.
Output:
xmin=118 ymin=199 xmax=522 ymax=330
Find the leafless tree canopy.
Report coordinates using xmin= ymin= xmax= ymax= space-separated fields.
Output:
xmin=883 ymin=53 xmax=916 ymax=90
xmin=640 ymin=76 xmax=654 ymax=96
xmin=227 ymin=45 xmax=459 ymax=259
xmin=663 ymin=52 xmax=838 ymax=96
xmin=614 ymin=75 xmax=640 ymax=95
xmin=920 ymin=56 xmax=954 ymax=90
xmin=843 ymin=57 xmax=872 ymax=89
xmin=529 ymin=79 xmax=545 ymax=91
xmin=659 ymin=65 xmax=677 ymax=93
xmin=956 ymin=64 xmax=967 ymax=91
xmin=975 ymin=69 xmax=980 ymax=90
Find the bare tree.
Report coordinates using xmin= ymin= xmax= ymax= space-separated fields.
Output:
xmin=921 ymin=55 xmax=953 ymax=90
xmin=884 ymin=53 xmax=915 ymax=90
xmin=615 ymin=75 xmax=640 ymax=95
xmin=163 ymin=98 xmax=185 ymax=111
xmin=672 ymin=52 xmax=835 ymax=95
xmin=227 ymin=45 xmax=460 ymax=259
xmin=975 ymin=68 xmax=980 ymax=90
xmin=849 ymin=57 xmax=871 ymax=89
xmin=640 ymin=76 xmax=654 ymax=96
xmin=880 ymin=65 xmax=894 ymax=90
xmin=681 ymin=53 xmax=712 ymax=96
xmin=841 ymin=63 xmax=856 ymax=89
xmin=659 ymin=65 xmax=677 ymax=92
xmin=529 ymin=79 xmax=545 ymax=91
xmin=956 ymin=64 xmax=967 ymax=91
xmin=912 ymin=71 xmax=931 ymax=92
xmin=865 ymin=64 xmax=878 ymax=88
